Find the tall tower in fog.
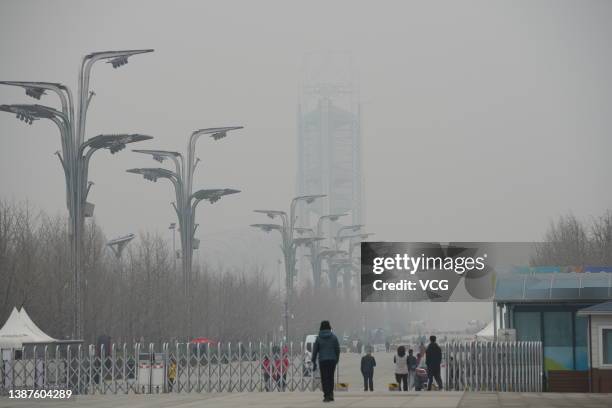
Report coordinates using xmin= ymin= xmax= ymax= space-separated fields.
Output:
xmin=296 ymin=52 xmax=364 ymax=234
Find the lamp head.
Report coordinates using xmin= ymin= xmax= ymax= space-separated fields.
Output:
xmin=250 ymin=223 xmax=282 ymax=233
xmin=253 ymin=209 xmax=286 ymax=219
xmin=192 ymin=126 xmax=244 ymax=141
xmin=192 ymin=188 xmax=240 ymax=204
xmin=126 ymin=167 xmax=173 ymax=183
xmin=87 ymin=134 xmax=153 ymax=154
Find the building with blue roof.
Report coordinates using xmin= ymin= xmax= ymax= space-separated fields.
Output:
xmin=494 ymin=268 xmax=612 ymax=392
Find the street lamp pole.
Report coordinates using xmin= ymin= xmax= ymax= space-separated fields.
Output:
xmin=0 ymin=50 xmax=154 ymax=340
xmin=295 ymin=213 xmax=347 ymax=288
xmin=251 ymin=194 xmax=325 ymax=340
xmin=335 ymin=232 xmax=374 ymax=298
xmin=128 ymin=127 xmax=242 ymax=338
xmin=169 ymin=223 xmax=177 ymax=272
xmin=107 ymin=233 xmax=135 ymax=341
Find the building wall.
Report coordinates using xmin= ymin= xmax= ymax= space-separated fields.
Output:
xmin=589 ymin=315 xmax=612 ymax=369
xmin=591 ymin=369 xmax=612 ymax=392
xmin=512 ymin=304 xmax=589 ymax=371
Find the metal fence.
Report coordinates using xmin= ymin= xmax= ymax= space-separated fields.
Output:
xmin=445 ymin=341 xmax=543 ymax=392
xmin=0 ymin=342 xmax=320 ymax=395
xmin=1 ymin=340 xmax=543 ymax=395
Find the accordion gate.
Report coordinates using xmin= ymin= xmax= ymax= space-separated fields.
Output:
xmin=445 ymin=341 xmax=543 ymax=392
xmin=0 ymin=341 xmax=542 ymax=394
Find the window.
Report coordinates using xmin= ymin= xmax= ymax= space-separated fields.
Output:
xmin=543 ymin=312 xmax=572 ymax=347
xmin=543 ymin=311 xmax=573 ymax=370
xmin=602 ymin=328 xmax=612 ymax=366
xmin=575 ymin=315 xmax=588 ymax=370
xmin=514 ymin=311 xmax=541 ymax=341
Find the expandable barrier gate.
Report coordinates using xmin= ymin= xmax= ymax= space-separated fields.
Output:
xmin=0 ymin=340 xmax=542 ymax=394
xmin=445 ymin=341 xmax=543 ymax=392
xmin=0 ymin=342 xmax=321 ymax=394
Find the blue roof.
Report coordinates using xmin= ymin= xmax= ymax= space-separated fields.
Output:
xmin=577 ymin=301 xmax=612 ymax=314
xmin=495 ymin=272 xmax=612 ymax=302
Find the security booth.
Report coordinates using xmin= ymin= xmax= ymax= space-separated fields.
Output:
xmin=494 ymin=267 xmax=612 ymax=392
xmin=577 ymin=301 xmax=612 ymax=392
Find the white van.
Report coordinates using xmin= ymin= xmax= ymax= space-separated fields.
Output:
xmin=303 ymin=334 xmax=319 ymax=377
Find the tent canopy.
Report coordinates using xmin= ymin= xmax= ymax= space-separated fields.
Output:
xmin=0 ymin=307 xmax=59 ymax=349
xmin=475 ymin=320 xmax=495 ymax=341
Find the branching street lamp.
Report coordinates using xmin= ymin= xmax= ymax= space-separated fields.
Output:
xmin=334 ymin=232 xmax=374 ymax=297
xmin=107 ymin=233 xmax=135 ymax=259
xmin=294 ymin=213 xmax=348 ymax=288
xmin=251 ymin=194 xmax=325 ymax=340
xmin=0 ymin=50 xmax=154 ymax=339
xmin=128 ymin=127 xmax=243 ymax=338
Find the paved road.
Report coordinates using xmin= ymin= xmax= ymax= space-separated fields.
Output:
xmin=1 ymin=351 xmax=609 ymax=407
xmin=337 ymin=350 xmax=398 ymax=390
xmin=1 ymin=392 xmax=611 ymax=408
xmin=338 ymin=350 xmax=440 ymax=390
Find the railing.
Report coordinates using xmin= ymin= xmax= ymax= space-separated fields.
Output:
xmin=445 ymin=341 xmax=543 ymax=392
xmin=1 ymin=340 xmax=543 ymax=395
xmin=0 ymin=342 xmax=320 ymax=395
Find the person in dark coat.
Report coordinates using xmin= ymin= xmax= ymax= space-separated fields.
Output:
xmin=311 ymin=320 xmax=340 ymax=402
xmin=425 ymin=335 xmax=443 ymax=390
xmin=407 ymin=348 xmax=417 ymax=390
xmin=360 ymin=347 xmax=376 ymax=391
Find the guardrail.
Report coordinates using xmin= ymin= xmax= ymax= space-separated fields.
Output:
xmin=445 ymin=341 xmax=543 ymax=392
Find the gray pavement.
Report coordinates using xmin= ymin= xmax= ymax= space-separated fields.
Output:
xmin=0 ymin=352 xmax=610 ymax=407
xmin=1 ymin=392 xmax=611 ymax=408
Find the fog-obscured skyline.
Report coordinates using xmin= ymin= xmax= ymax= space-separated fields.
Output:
xmin=1 ymin=0 xmax=611 ymax=266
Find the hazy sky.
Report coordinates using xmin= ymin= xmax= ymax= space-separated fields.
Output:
xmin=1 ymin=0 xmax=611 ymax=268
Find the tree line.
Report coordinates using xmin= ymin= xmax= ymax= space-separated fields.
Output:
xmin=0 ymin=200 xmax=283 ymax=344
xmin=0 ymin=200 xmax=387 ymax=345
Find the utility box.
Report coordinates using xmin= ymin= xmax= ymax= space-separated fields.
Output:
xmin=137 ymin=353 xmax=165 ymax=394
xmin=192 ymin=239 xmax=200 ymax=250
xmin=497 ymin=328 xmax=517 ymax=342
xmin=84 ymin=202 xmax=95 ymax=218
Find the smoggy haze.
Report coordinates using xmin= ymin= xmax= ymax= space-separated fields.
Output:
xmin=1 ymin=0 xmax=611 ymax=268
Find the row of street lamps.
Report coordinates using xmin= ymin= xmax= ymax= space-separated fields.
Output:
xmin=0 ymin=49 xmax=156 ymax=339
xmin=1 ymin=50 xmax=370 ymax=343
xmin=251 ymin=198 xmax=372 ymax=340
xmin=0 ymin=50 xmax=243 ymax=340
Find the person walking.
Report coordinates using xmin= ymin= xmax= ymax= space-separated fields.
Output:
xmin=426 ymin=335 xmax=443 ymax=391
xmin=272 ymin=345 xmax=289 ymax=391
xmin=262 ymin=354 xmax=272 ymax=391
xmin=167 ymin=358 xmax=177 ymax=392
xmin=311 ymin=320 xmax=340 ymax=402
xmin=393 ymin=345 xmax=409 ymax=391
xmin=407 ymin=349 xmax=417 ymax=390
xmin=360 ymin=347 xmax=376 ymax=391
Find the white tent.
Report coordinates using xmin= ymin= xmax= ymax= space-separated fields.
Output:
xmin=475 ymin=320 xmax=495 ymax=341
xmin=0 ymin=307 xmax=59 ymax=349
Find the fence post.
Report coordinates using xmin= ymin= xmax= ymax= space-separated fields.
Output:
xmin=207 ymin=342 xmax=211 ymax=393
xmin=248 ymin=342 xmax=253 ymax=392
xmin=217 ymin=342 xmax=221 ymax=392
xmin=32 ymin=346 xmax=37 ymax=390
